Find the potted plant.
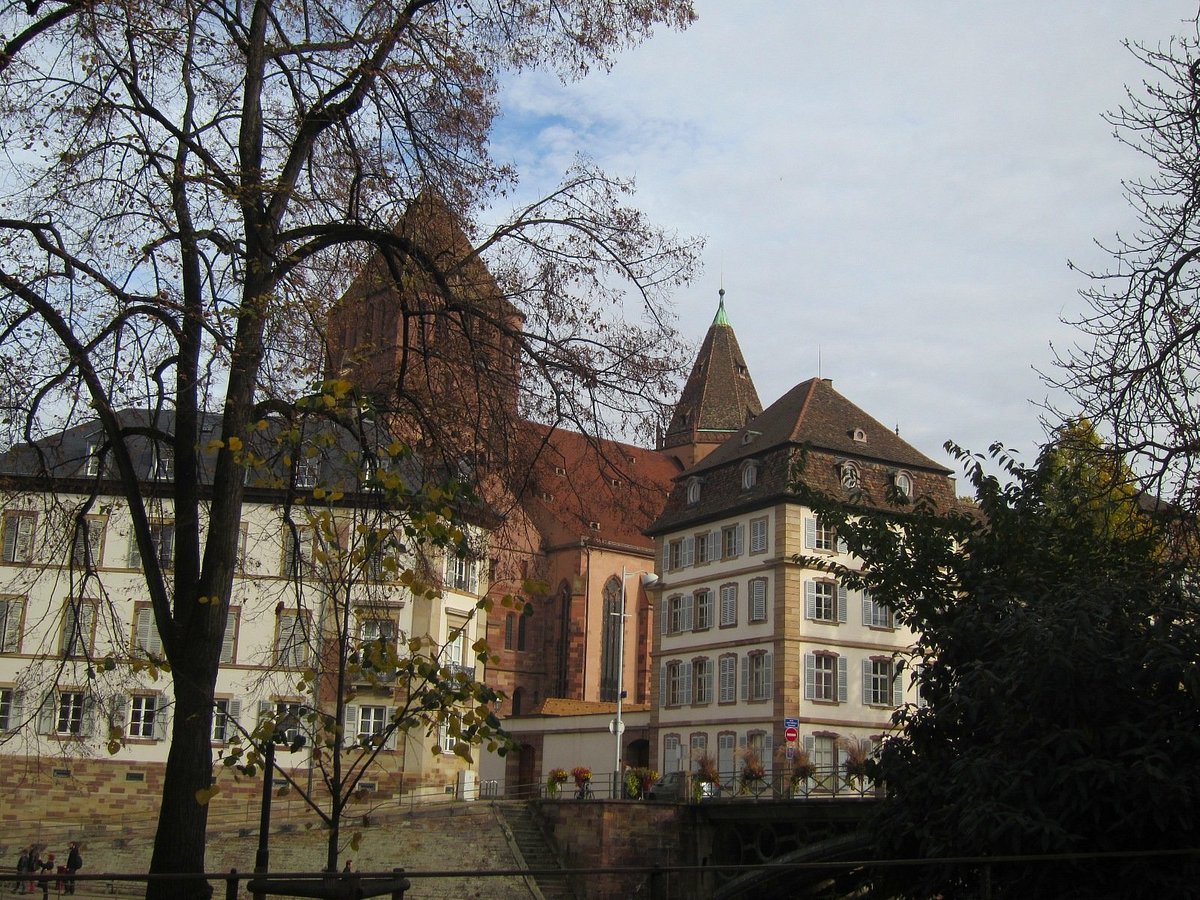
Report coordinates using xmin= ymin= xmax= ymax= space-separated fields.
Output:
xmin=839 ymin=737 xmax=873 ymax=791
xmin=692 ymin=753 xmax=719 ymax=801
xmin=571 ymin=765 xmax=592 ymax=786
xmin=546 ymin=768 xmax=568 ymax=798
xmin=776 ymin=745 xmax=817 ymax=796
xmin=737 ymin=749 xmax=767 ymax=794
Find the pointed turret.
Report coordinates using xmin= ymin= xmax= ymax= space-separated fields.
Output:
xmin=661 ymin=289 xmax=763 ymax=468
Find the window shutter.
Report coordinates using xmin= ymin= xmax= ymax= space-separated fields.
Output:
xmin=740 ymin=656 xmax=749 ymax=701
xmin=257 ymin=700 xmax=272 ymax=728
xmin=9 ymin=690 xmax=23 ymax=729
xmin=862 ymin=591 xmax=872 ymax=625
xmin=836 ymin=534 xmax=849 ymax=555
xmin=735 ymin=524 xmax=744 ymax=556
xmin=81 ymin=695 xmax=97 ymax=737
xmin=220 ymin=609 xmax=236 ymax=664
xmin=660 ymin=598 xmax=668 ymax=635
xmin=751 ymin=580 xmax=766 ymax=621
xmin=136 ymin=607 xmax=162 ymax=656
xmin=862 ymin=659 xmax=873 ymax=703
xmin=804 ymin=653 xmax=815 ymax=700
xmin=681 ymin=594 xmax=693 ymax=631
xmin=662 ymin=540 xmax=670 ymax=572
xmin=804 ymin=582 xmax=816 ymax=619
xmin=36 ymin=694 xmax=54 ymax=734
xmin=153 ymin=697 xmax=170 ymax=740
xmin=384 ymin=711 xmax=398 ymax=750
xmin=707 ymin=532 xmax=718 ymax=561
xmin=1 ymin=598 xmax=21 ymax=652
xmin=837 ymin=584 xmax=848 ymax=623
xmin=2 ymin=519 xmax=16 ymax=562
xmin=763 ymin=733 xmax=774 ymax=772
xmin=344 ymin=704 xmax=359 ymax=747
xmin=703 ymin=660 xmax=714 ymax=701
xmin=764 ymin=653 xmax=773 ymax=699
xmin=682 ymin=662 xmax=693 ymax=705
xmin=804 ymin=517 xmax=815 ymax=549
xmin=227 ymin=700 xmax=242 ymax=738
xmin=803 ymin=734 xmax=815 ymax=759
xmin=467 ymin=561 xmax=479 ymax=595
xmin=128 ymin=532 xmax=142 ymax=569
xmin=659 ymin=663 xmax=668 ymax=707
xmin=682 ymin=536 xmax=694 ymax=567
xmin=893 ymin=666 xmax=905 ymax=707
xmin=837 ymin=656 xmax=848 ymax=703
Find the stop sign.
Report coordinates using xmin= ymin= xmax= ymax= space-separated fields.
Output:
xmin=784 ymin=725 xmax=798 ymax=743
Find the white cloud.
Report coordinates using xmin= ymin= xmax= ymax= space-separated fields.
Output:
xmin=488 ymin=0 xmax=1198 ymax=471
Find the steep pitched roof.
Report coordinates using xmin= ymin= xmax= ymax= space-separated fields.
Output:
xmin=688 ymin=377 xmax=950 ymax=476
xmin=516 ymin=423 xmax=680 ymax=551
xmin=661 ymin=291 xmax=762 ymax=450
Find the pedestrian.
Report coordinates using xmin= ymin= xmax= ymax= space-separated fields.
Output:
xmin=13 ymin=846 xmax=29 ymax=894
xmin=342 ymin=860 xmax=352 ymax=873
xmin=65 ymin=844 xmax=82 ymax=895
xmin=37 ymin=853 xmax=54 ymax=900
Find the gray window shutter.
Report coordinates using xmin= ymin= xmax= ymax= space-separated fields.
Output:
xmin=804 ymin=517 xmax=815 ymax=549
xmin=837 ymin=584 xmax=848 ymax=623
xmin=682 ymin=594 xmax=693 ymax=631
xmin=227 ymin=699 xmax=242 ymax=738
xmin=384 ymin=711 xmax=398 ymax=750
xmin=764 ymin=653 xmax=773 ymax=700
xmin=257 ymin=699 xmax=272 ymax=727
xmin=136 ymin=607 xmax=162 ymax=656
xmin=659 ymin=663 xmax=668 ymax=707
xmin=112 ymin=695 xmax=129 ymax=735
xmin=2 ymin=519 xmax=16 ymax=561
xmin=836 ymin=534 xmax=849 ymax=554
xmin=804 ymin=582 xmax=816 ymax=619
xmin=804 ymin=653 xmax=815 ymax=700
xmin=9 ymin=690 xmax=23 ymax=729
xmin=740 ymin=656 xmax=749 ymax=701
xmin=682 ymin=662 xmax=693 ymax=705
xmin=220 ymin=609 xmax=236 ymax=664
xmin=735 ymin=524 xmax=744 ymax=555
xmin=81 ymin=695 xmax=97 ymax=737
xmin=862 ymin=591 xmax=872 ymax=625
xmin=862 ymin=659 xmax=872 ymax=703
xmin=764 ymin=733 xmax=774 ymax=771
xmin=682 ymin=536 xmax=694 ymax=566
xmin=660 ymin=597 xmax=668 ymax=635
xmin=36 ymin=694 xmax=54 ymax=734
xmin=344 ymin=704 xmax=359 ymax=747
xmin=893 ymin=666 xmax=905 ymax=706
xmin=803 ymin=735 xmax=815 ymax=764
xmin=837 ymin=656 xmax=848 ymax=703
xmin=662 ymin=540 xmax=670 ymax=572
xmin=153 ymin=697 xmax=170 ymax=740
xmin=1 ymin=598 xmax=22 ymax=652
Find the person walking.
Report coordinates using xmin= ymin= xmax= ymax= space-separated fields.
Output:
xmin=13 ymin=846 xmax=29 ymax=894
xmin=36 ymin=853 xmax=54 ymax=900
xmin=64 ymin=844 xmax=82 ymax=895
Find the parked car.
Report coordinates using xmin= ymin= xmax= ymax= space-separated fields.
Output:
xmin=646 ymin=771 xmax=715 ymax=801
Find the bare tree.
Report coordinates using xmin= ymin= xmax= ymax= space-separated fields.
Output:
xmin=1053 ymin=15 xmax=1200 ymax=518
xmin=0 ymin=0 xmax=699 ymax=895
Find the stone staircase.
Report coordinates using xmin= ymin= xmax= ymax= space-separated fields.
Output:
xmin=495 ymin=802 xmax=577 ymax=900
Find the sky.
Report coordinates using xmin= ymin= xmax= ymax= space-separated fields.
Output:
xmin=486 ymin=1 xmax=1200 ymax=477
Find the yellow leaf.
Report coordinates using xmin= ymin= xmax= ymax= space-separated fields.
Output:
xmin=228 ymin=436 xmax=243 ymax=451
xmin=195 ymin=786 xmax=220 ymax=805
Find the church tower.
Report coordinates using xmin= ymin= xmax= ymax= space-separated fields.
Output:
xmin=660 ymin=289 xmax=763 ymax=469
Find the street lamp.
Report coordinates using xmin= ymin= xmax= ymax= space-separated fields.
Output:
xmin=613 ymin=566 xmax=659 ymax=796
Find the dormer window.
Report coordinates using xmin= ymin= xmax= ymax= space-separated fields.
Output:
xmin=686 ymin=478 xmax=703 ymax=505
xmin=852 ymin=428 xmax=867 ymax=443
xmin=893 ymin=471 xmax=913 ymax=499
xmin=839 ymin=462 xmax=860 ymax=490
xmin=588 ymin=521 xmax=601 ymax=531
xmin=741 ymin=461 xmax=759 ymax=490
xmin=553 ymin=466 xmax=567 ymax=477
xmin=741 ymin=430 xmax=760 ymax=446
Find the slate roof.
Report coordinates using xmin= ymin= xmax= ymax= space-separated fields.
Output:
xmin=661 ymin=292 xmax=762 ymax=450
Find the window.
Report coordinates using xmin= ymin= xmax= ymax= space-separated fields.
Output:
xmin=345 ymin=704 xmax=395 ymax=749
xmin=2 ymin=512 xmax=35 ymax=563
xmin=719 ymin=584 xmax=737 ymax=627
xmin=748 ymin=578 xmax=768 ymax=623
xmin=294 ymin=458 xmax=319 ymax=489
xmin=281 ymin=524 xmax=313 ymax=576
xmin=805 ymin=652 xmax=847 ymax=702
xmin=667 ymin=537 xmax=694 ymax=571
xmin=864 ymin=658 xmax=902 ymax=707
xmin=741 ymin=652 xmax=772 ymax=701
xmin=722 ymin=524 xmax=744 ymax=559
xmin=600 ymin=576 xmax=621 ymax=701
xmin=686 ymin=479 xmax=702 ymax=504
xmin=741 ymin=462 xmax=758 ymax=490
xmin=438 ymin=713 xmax=461 ymax=754
xmin=840 ymin=462 xmax=860 ymax=490
xmin=693 ymin=658 xmax=713 ymax=705
xmin=133 ymin=606 xmax=163 ymax=658
xmin=718 ymin=654 xmax=737 ymax=703
xmin=72 ymin=517 xmax=105 ymax=568
xmin=690 ymin=733 xmax=708 ymax=770
xmin=805 ymin=517 xmax=842 ymax=553
xmin=661 ymin=660 xmax=691 ymax=707
xmin=749 ymin=517 xmax=768 ymax=554
xmin=863 ymin=591 xmax=894 ymax=629
xmin=55 ymin=691 xmax=87 ymax=736
xmin=694 ymin=589 xmax=713 ymax=630
xmin=805 ymin=580 xmax=847 ymax=623
xmin=0 ymin=596 xmax=23 ymax=653
xmin=0 ymin=686 xmax=18 ymax=731
xmin=84 ymin=442 xmax=102 ymax=477
xmin=361 ymin=617 xmax=396 ymax=646
xmin=695 ymin=532 xmax=716 ymax=564
xmin=262 ymin=700 xmax=305 ymax=746
xmin=212 ymin=698 xmax=241 ymax=743
xmin=153 ymin=446 xmax=174 ymax=481
xmin=894 ymin=471 xmax=913 ymax=499
xmin=504 ymin=614 xmax=514 ymax=650
xmin=275 ymin=612 xmax=308 ymax=669
xmin=128 ymin=694 xmax=164 ymax=739
xmin=717 ymin=732 xmax=736 ymax=784
xmin=128 ymin=521 xmax=173 ymax=570
xmin=662 ymin=594 xmax=693 ymax=635
xmin=60 ymin=599 xmax=96 ymax=658
xmin=444 ymin=554 xmax=480 ymax=593
xmin=517 ymin=615 xmax=526 ymax=651
xmin=663 ymin=733 xmax=683 ymax=773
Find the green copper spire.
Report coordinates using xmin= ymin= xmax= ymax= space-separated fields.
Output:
xmin=713 ymin=287 xmax=730 ymax=326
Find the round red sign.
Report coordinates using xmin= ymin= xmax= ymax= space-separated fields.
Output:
xmin=784 ymin=726 xmax=798 ymax=743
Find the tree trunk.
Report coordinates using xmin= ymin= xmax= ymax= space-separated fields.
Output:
xmin=147 ymin=653 xmax=218 ymax=900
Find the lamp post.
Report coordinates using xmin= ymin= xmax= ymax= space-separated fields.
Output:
xmin=613 ymin=566 xmax=659 ymax=796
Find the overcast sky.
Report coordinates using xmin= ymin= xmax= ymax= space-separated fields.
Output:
xmin=487 ymin=1 xmax=1198 ymax=475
